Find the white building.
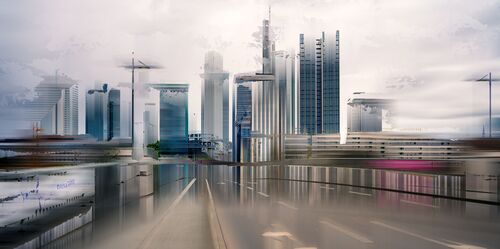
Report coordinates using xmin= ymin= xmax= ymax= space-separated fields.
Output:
xmin=200 ymin=51 xmax=230 ymax=146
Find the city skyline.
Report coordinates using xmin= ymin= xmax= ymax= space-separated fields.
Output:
xmin=1 ymin=1 xmax=500 ymax=138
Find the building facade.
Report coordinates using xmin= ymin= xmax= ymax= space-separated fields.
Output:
xmin=153 ymin=84 xmax=189 ymax=155
xmin=200 ymin=51 xmax=230 ymax=146
xmin=29 ymin=75 xmax=79 ymax=136
xmin=85 ymin=83 xmax=108 ymax=141
xmin=299 ymin=31 xmax=340 ymax=134
xmin=108 ymin=89 xmax=120 ymax=140
xmin=233 ymin=83 xmax=252 ymax=162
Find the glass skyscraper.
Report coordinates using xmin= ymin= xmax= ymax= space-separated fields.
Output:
xmin=108 ymin=89 xmax=120 ymax=140
xmin=86 ymin=83 xmax=108 ymax=141
xmin=152 ymin=84 xmax=189 ymax=155
xmin=233 ymin=83 xmax=252 ymax=162
xmin=299 ymin=31 xmax=340 ymax=134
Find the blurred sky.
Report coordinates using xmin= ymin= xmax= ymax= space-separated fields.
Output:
xmin=1 ymin=0 xmax=500 ymax=136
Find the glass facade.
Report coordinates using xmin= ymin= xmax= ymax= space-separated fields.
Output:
xmin=108 ymin=89 xmax=120 ymax=140
xmin=157 ymin=84 xmax=189 ymax=155
xmin=299 ymin=31 xmax=340 ymax=134
xmin=233 ymin=83 xmax=252 ymax=162
xmin=85 ymin=90 xmax=107 ymax=141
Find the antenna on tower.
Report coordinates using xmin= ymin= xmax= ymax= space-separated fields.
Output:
xmin=268 ymin=5 xmax=271 ymax=22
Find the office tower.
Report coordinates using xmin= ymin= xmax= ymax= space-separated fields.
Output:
xmin=108 ymin=89 xmax=120 ymax=140
xmin=274 ymin=50 xmax=296 ymax=157
xmin=299 ymin=31 xmax=340 ymax=134
xmin=29 ymin=74 xmax=79 ymax=135
xmin=200 ymin=51 xmax=230 ymax=145
xmin=233 ymin=83 xmax=252 ymax=162
xmin=143 ymin=103 xmax=158 ymax=147
xmin=151 ymin=84 xmax=189 ymax=155
xmin=86 ymin=83 xmax=108 ymax=141
xmin=232 ymin=12 xmax=297 ymax=162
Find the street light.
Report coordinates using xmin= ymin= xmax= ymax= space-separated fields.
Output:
xmin=473 ymin=72 xmax=499 ymax=138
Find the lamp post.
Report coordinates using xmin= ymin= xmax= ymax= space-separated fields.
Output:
xmin=476 ymin=72 xmax=496 ymax=138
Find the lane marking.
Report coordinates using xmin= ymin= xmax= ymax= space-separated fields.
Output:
xmin=349 ymin=191 xmax=372 ymax=197
xmin=370 ymin=220 xmax=486 ymax=249
xmin=137 ymin=178 xmax=196 ymax=249
xmin=277 ymin=201 xmax=298 ymax=211
xmin=206 ymin=179 xmax=229 ymax=249
xmin=400 ymin=199 xmax=439 ymax=209
xmin=262 ymin=231 xmax=292 ymax=238
xmin=258 ymin=192 xmax=270 ymax=198
xmin=320 ymin=220 xmax=373 ymax=244
xmin=320 ymin=186 xmax=335 ymax=190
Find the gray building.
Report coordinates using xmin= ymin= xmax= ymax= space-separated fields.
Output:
xmin=27 ymin=75 xmax=79 ymax=136
xmin=347 ymin=94 xmax=393 ymax=132
xmin=200 ymin=51 xmax=230 ymax=146
xmin=299 ymin=31 xmax=340 ymax=134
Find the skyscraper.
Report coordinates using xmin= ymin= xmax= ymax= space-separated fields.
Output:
xmin=200 ymin=51 xmax=229 ymax=146
xmin=108 ymin=89 xmax=120 ymax=140
xmin=151 ymin=84 xmax=189 ymax=155
xmin=233 ymin=83 xmax=252 ymax=162
xmin=299 ymin=31 xmax=340 ymax=134
xmin=86 ymin=83 xmax=108 ymax=141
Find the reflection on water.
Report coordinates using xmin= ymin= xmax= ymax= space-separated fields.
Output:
xmin=0 ymin=163 xmax=498 ymax=249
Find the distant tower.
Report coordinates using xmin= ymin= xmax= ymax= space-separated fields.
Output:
xmin=200 ymin=51 xmax=230 ymax=145
xmin=299 ymin=31 xmax=340 ymax=134
xmin=86 ymin=83 xmax=108 ymax=141
xmin=30 ymin=74 xmax=79 ymax=136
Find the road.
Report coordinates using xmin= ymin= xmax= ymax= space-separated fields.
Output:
xmin=0 ymin=163 xmax=498 ymax=249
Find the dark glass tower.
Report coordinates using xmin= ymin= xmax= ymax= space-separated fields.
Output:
xmin=299 ymin=31 xmax=340 ymax=134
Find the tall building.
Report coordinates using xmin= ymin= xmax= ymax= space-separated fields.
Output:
xmin=233 ymin=83 xmax=252 ymax=162
xmin=299 ymin=31 xmax=340 ymax=134
xmin=108 ymin=89 xmax=120 ymax=140
xmin=85 ymin=83 xmax=108 ymax=141
xmin=200 ymin=51 xmax=230 ymax=146
xmin=28 ymin=75 xmax=79 ymax=136
xmin=143 ymin=102 xmax=158 ymax=147
xmin=151 ymin=84 xmax=189 ymax=155
xmin=116 ymin=83 xmax=132 ymax=139
xmin=232 ymin=11 xmax=296 ymax=162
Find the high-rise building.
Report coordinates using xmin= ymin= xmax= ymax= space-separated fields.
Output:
xmin=143 ymin=102 xmax=158 ymax=147
xmin=85 ymin=83 xmax=108 ymax=141
xmin=232 ymin=11 xmax=296 ymax=162
xmin=200 ymin=51 xmax=230 ymax=146
xmin=28 ymin=75 xmax=79 ymax=136
xmin=116 ymin=83 xmax=132 ymax=139
xmin=151 ymin=84 xmax=189 ymax=155
xmin=233 ymin=83 xmax=252 ymax=162
xmin=108 ymin=89 xmax=120 ymax=140
xmin=299 ymin=31 xmax=340 ymax=134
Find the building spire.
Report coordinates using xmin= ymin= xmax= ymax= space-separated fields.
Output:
xmin=268 ymin=5 xmax=271 ymax=23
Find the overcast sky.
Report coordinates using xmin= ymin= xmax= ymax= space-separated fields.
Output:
xmin=1 ymin=0 xmax=500 ymax=136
